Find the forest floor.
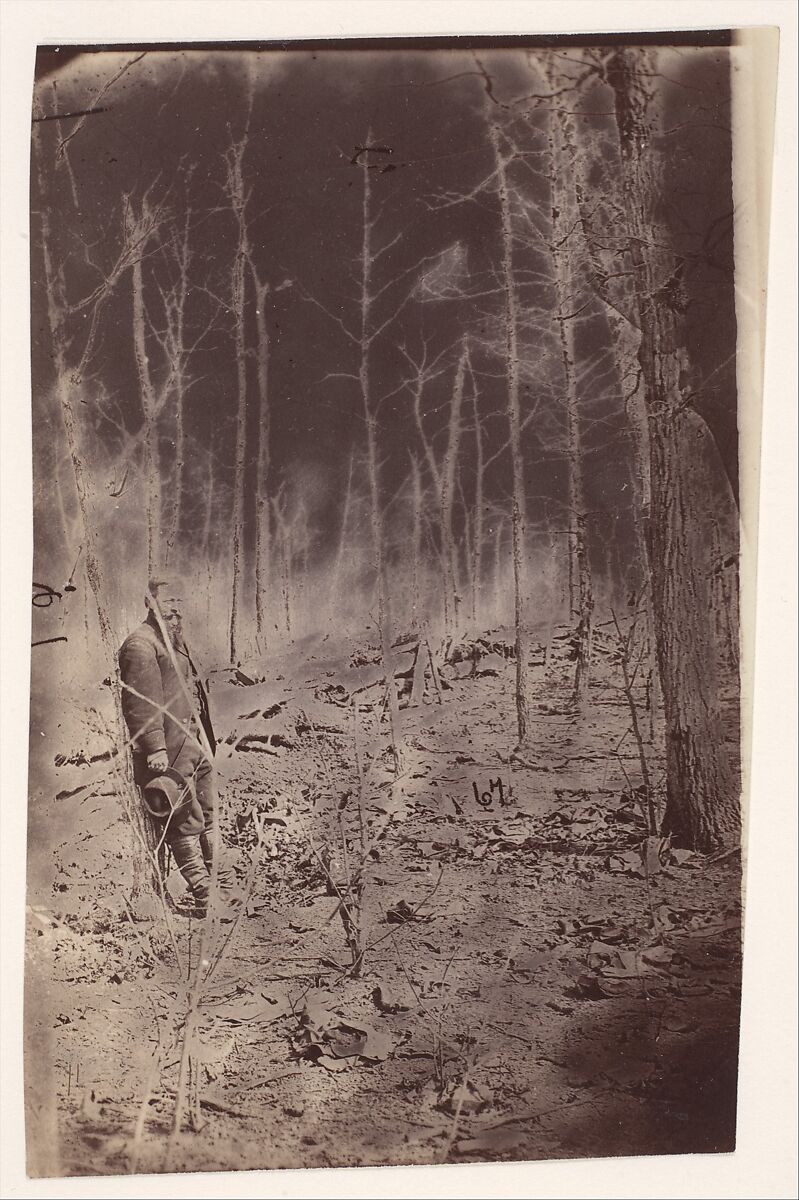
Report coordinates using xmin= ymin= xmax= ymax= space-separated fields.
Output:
xmin=25 ymin=629 xmax=742 ymax=1177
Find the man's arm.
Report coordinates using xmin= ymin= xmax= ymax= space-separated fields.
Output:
xmin=119 ymin=636 xmax=167 ymax=757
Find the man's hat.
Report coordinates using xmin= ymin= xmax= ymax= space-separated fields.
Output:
xmin=142 ymin=767 xmax=201 ymax=828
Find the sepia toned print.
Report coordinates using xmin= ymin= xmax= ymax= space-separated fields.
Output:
xmin=26 ymin=35 xmax=765 ymax=1177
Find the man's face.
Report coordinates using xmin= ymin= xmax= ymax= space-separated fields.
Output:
xmin=153 ymin=586 xmax=184 ymax=636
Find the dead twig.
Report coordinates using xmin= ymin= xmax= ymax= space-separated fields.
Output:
xmin=485 ymin=1086 xmax=615 ymax=1131
xmin=161 ymin=1088 xmax=253 ymax=1119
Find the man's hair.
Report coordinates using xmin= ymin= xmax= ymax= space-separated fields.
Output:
xmin=148 ymin=576 xmax=174 ymax=596
xmin=145 ymin=576 xmax=182 ymax=607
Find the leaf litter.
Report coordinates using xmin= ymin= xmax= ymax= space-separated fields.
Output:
xmin=36 ymin=632 xmax=742 ymax=1173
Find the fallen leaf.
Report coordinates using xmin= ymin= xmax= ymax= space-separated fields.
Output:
xmin=316 ymin=1054 xmax=350 ymax=1073
xmin=606 ymin=850 xmax=644 ymax=877
xmin=340 ymin=1019 xmax=393 ymax=1062
xmin=587 ymin=940 xmax=623 ymax=969
xmin=372 ymin=981 xmax=414 ymax=1013
xmin=640 ymin=943 xmax=677 ymax=969
xmin=300 ymin=990 xmax=338 ymax=1030
xmin=572 ymin=973 xmax=608 ymax=1000
xmin=385 ymin=899 xmax=432 ymax=925
xmin=666 ymin=847 xmax=696 ymax=867
xmin=327 ymin=1028 xmax=368 ymax=1058
xmin=214 ymin=994 xmax=271 ymax=1023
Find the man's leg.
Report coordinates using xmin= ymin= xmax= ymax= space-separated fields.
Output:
xmin=194 ymin=764 xmax=235 ymax=892
xmin=134 ymin=752 xmax=209 ymax=907
xmin=164 ymin=754 xmax=211 ymax=906
xmin=168 ymin=833 xmax=210 ymax=907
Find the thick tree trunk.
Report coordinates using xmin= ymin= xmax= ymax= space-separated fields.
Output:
xmin=607 ymin=49 xmax=738 ymax=850
xmin=490 ymin=122 xmax=530 ymax=747
xmin=574 ymin=113 xmax=660 ymax=729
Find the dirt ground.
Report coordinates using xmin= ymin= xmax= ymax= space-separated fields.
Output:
xmin=25 ymin=632 xmax=742 ymax=1177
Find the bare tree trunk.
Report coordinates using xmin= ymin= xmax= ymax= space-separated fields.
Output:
xmin=297 ymin=499 xmax=310 ymax=631
xmin=607 ymin=49 xmax=738 ymax=850
xmin=165 ymin=204 xmax=192 ymax=567
xmin=493 ymin=518 xmax=505 ymax=624
xmin=439 ymin=339 xmax=468 ymax=636
xmin=227 ymin=136 xmax=250 ymax=664
xmin=249 ymin=264 xmax=271 ymax=644
xmin=282 ymin=536 xmax=291 ymax=636
xmin=410 ymin=342 xmax=467 ymax=637
xmin=127 ymin=202 xmax=162 ymax=577
xmin=358 ymin=139 xmax=403 ymax=767
xmin=329 ymin=449 xmax=355 ymax=619
xmin=33 ymin=121 xmax=151 ymax=893
xmin=409 ymin=454 xmax=423 ymax=632
xmin=271 ymin=497 xmax=293 ymax=637
xmin=490 ymin=122 xmax=531 ymax=747
xmin=469 ymin=359 xmax=485 ymax=627
xmin=202 ymin=435 xmax=216 ymax=562
xmin=548 ymin=97 xmax=593 ymax=707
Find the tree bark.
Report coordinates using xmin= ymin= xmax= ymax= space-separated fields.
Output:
xmin=127 ymin=201 xmax=163 ymax=577
xmin=227 ymin=137 xmax=250 ymax=664
xmin=413 ymin=341 xmax=469 ymax=636
xmin=250 ymin=263 xmax=272 ymax=644
xmin=165 ymin=205 xmax=192 ymax=568
xmin=358 ymin=139 xmax=403 ymax=767
xmin=33 ymin=119 xmax=151 ymax=893
xmin=409 ymin=454 xmax=423 ymax=631
xmin=490 ymin=122 xmax=531 ymax=747
xmin=607 ymin=48 xmax=738 ymax=850
xmin=548 ymin=93 xmax=593 ymax=706
xmin=573 ymin=92 xmax=660 ymax=727
xmin=469 ymin=358 xmax=485 ymax=627
xmin=329 ymin=450 xmax=355 ymax=620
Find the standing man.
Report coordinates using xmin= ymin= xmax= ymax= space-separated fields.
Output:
xmin=118 ymin=575 xmax=228 ymax=911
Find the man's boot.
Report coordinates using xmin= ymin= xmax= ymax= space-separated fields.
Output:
xmin=170 ymin=835 xmax=210 ymax=909
xmin=200 ymin=831 xmax=235 ymax=895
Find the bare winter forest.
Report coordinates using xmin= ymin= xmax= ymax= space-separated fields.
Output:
xmin=27 ymin=37 xmax=747 ymax=1177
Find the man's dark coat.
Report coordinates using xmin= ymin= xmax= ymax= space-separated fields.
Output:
xmin=118 ymin=613 xmax=216 ymax=763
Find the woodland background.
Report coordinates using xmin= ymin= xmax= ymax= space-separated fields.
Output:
xmin=19 ymin=34 xmax=761 ymax=1179
xmin=30 ymin=40 xmax=741 ymax=850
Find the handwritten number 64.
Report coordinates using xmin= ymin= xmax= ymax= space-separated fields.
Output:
xmin=473 ymin=778 xmax=505 ymax=809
